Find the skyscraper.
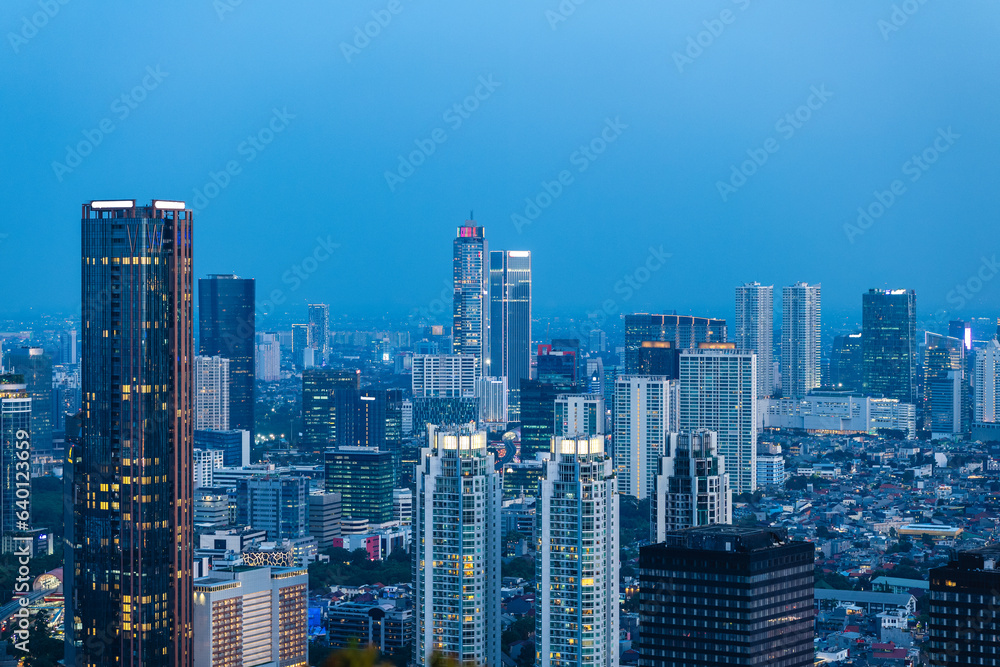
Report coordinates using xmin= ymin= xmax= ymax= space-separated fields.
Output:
xmin=536 ymin=436 xmax=619 ymax=667
xmin=781 ymin=282 xmax=821 ymax=399
xmin=488 ymin=250 xmax=531 ymax=420
xmin=199 ymin=274 xmax=255 ymax=438
xmin=452 ymin=224 xmax=488 ymax=373
xmin=194 ymin=355 xmax=230 ymax=431
xmin=679 ymin=345 xmax=757 ymax=493
xmin=70 ymin=199 xmax=194 ymax=666
xmin=975 ymin=338 xmax=1000 ymax=423
xmin=623 ymin=314 xmax=727 ymax=373
xmin=927 ymin=547 xmax=1000 ymax=666
xmin=415 ymin=426 xmax=501 ymax=667
xmin=302 ymin=368 xmax=360 ymax=454
xmin=554 ymin=393 xmax=605 ymax=439
xmin=411 ymin=354 xmax=479 ymax=398
xmin=924 ymin=332 xmax=965 ymax=437
xmin=830 ymin=331 xmax=863 ymax=391
xmin=862 ymin=288 xmax=917 ymax=403
xmin=291 ymin=323 xmax=311 ymax=369
xmin=255 ymin=332 xmax=281 ymax=382
xmin=236 ymin=475 xmax=309 ymax=541
xmin=735 ymin=283 xmax=774 ymax=398
xmin=308 ymin=303 xmax=330 ymax=361
xmin=652 ymin=429 xmax=731 ymax=542
xmin=614 ymin=375 xmax=675 ymax=500
xmin=638 ymin=527 xmax=814 ymax=667
xmin=6 ymin=347 xmax=53 ymax=451
xmin=0 ymin=374 xmax=31 ymax=547
xmin=324 ymin=447 xmax=394 ymax=524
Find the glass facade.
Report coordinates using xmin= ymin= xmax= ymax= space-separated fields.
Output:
xmin=324 ymin=447 xmax=394 ymax=523
xmin=301 ymin=368 xmax=360 ymax=454
xmin=488 ymin=250 xmax=531 ymax=421
xmin=862 ymin=288 xmax=917 ymax=403
xmin=623 ymin=314 xmax=727 ymax=374
xmin=71 ymin=200 xmax=194 ymax=666
xmin=452 ymin=225 xmax=488 ymax=371
xmin=198 ymin=274 xmax=255 ymax=437
xmin=6 ymin=347 xmax=53 ymax=451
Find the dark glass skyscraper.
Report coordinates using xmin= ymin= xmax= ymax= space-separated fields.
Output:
xmin=198 ymin=274 xmax=255 ymax=437
xmin=830 ymin=331 xmax=863 ymax=391
xmin=302 ymin=368 xmax=360 ymax=455
xmin=624 ymin=314 xmax=727 ymax=373
xmin=70 ymin=199 xmax=194 ymax=666
xmin=862 ymin=288 xmax=917 ymax=403
xmin=324 ymin=447 xmax=394 ymax=523
xmin=928 ymin=547 xmax=1000 ymax=666
xmin=7 ymin=347 xmax=53 ymax=451
xmin=638 ymin=526 xmax=814 ymax=667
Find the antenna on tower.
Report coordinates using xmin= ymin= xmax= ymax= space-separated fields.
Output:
xmin=470 ymin=209 xmax=474 ymax=220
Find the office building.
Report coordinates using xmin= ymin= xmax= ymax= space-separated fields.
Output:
xmin=70 ymin=199 xmax=194 ymax=666
xmin=927 ymin=547 xmax=1000 ymax=666
xmin=307 ymin=491 xmax=342 ymax=549
xmin=590 ymin=328 xmax=607 ymax=353
xmin=554 ymin=393 xmax=605 ymax=439
xmin=975 ymin=338 xmax=1000 ymax=423
xmin=924 ymin=332 xmax=966 ymax=438
xmin=415 ymin=426 xmax=502 ymax=667
xmin=862 ymin=288 xmax=917 ymax=403
xmin=193 ymin=448 xmax=224 ymax=489
xmin=236 ymin=475 xmax=308 ymax=541
xmin=193 ymin=488 xmax=230 ymax=530
xmin=764 ymin=391 xmax=916 ymax=438
xmin=453 ymin=224 xmax=489 ymax=373
xmin=756 ymin=454 xmax=785 ymax=488
xmin=194 ymin=355 xmax=230 ymax=431
xmin=326 ymin=601 xmax=414 ymax=655
xmin=308 ymin=303 xmax=330 ymax=360
xmin=735 ymin=282 xmax=774 ymax=398
xmin=292 ymin=323 xmax=311 ymax=369
xmin=635 ymin=341 xmax=679 ymax=378
xmin=411 ymin=354 xmax=478 ymax=398
xmin=194 ymin=429 xmax=250 ymax=468
xmin=614 ymin=375 xmax=675 ymax=500
xmin=623 ymin=314 xmax=727 ymax=373
xmin=302 ymin=368 xmax=360 ymax=454
xmin=324 ymin=447 xmax=394 ymax=524
xmin=199 ymin=274 xmax=255 ymax=438
xmin=679 ymin=345 xmax=757 ymax=493
xmin=781 ymin=282 xmax=821 ymax=399
xmin=638 ymin=527 xmax=814 ymax=667
xmin=536 ymin=436 xmax=619 ymax=667
xmin=830 ymin=332 xmax=863 ymax=392
xmin=653 ymin=429 xmax=731 ymax=542
xmin=192 ymin=566 xmax=307 ymax=667
xmin=537 ymin=344 xmax=578 ymax=386
xmin=488 ymin=250 xmax=532 ymax=420
xmin=1 ymin=374 xmax=31 ymax=546
xmin=410 ymin=397 xmax=479 ymax=435
xmin=255 ymin=332 xmax=281 ymax=382
xmin=392 ymin=488 xmax=413 ymax=525
xmin=477 ymin=376 xmax=509 ymax=425
xmin=6 ymin=347 xmax=52 ymax=451
xmin=60 ymin=328 xmax=78 ymax=364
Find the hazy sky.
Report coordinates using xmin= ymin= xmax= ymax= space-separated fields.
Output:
xmin=2 ymin=1 xmax=998 ymax=327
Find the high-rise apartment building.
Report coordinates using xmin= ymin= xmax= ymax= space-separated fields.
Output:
xmin=975 ymin=338 xmax=1000 ymax=423
xmin=830 ymin=331 xmax=863 ymax=391
xmin=453 ymin=224 xmax=489 ymax=373
xmin=70 ymin=199 xmax=194 ymax=666
xmin=735 ymin=283 xmax=774 ymax=398
xmin=193 ymin=448 xmax=224 ymax=489
xmin=638 ymin=527 xmax=814 ymax=667
xmin=415 ymin=426 xmax=501 ymax=667
xmin=862 ymin=288 xmax=917 ymax=403
xmin=291 ymin=323 xmax=311 ymax=369
xmin=488 ymin=250 xmax=532 ymax=420
xmin=192 ymin=565 xmax=307 ymax=667
xmin=6 ymin=347 xmax=52 ymax=451
xmin=536 ymin=436 xmax=619 ymax=667
xmin=927 ymin=547 xmax=1000 ymax=666
xmin=781 ymin=282 xmax=821 ymax=399
xmin=652 ymin=429 xmax=731 ymax=542
xmin=679 ymin=345 xmax=757 ymax=493
xmin=623 ymin=314 xmax=727 ymax=373
xmin=0 ymin=374 xmax=31 ymax=547
xmin=324 ymin=447 xmax=394 ymax=524
xmin=477 ymin=376 xmax=509 ymax=425
xmin=255 ymin=332 xmax=281 ymax=382
xmin=554 ymin=393 xmax=605 ymax=439
xmin=614 ymin=375 xmax=675 ymax=500
xmin=194 ymin=355 xmax=230 ymax=431
xmin=199 ymin=274 xmax=255 ymax=438
xmin=302 ymin=368 xmax=360 ymax=454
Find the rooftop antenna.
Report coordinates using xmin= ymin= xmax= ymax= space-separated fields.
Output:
xmin=470 ymin=209 xmax=474 ymax=221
